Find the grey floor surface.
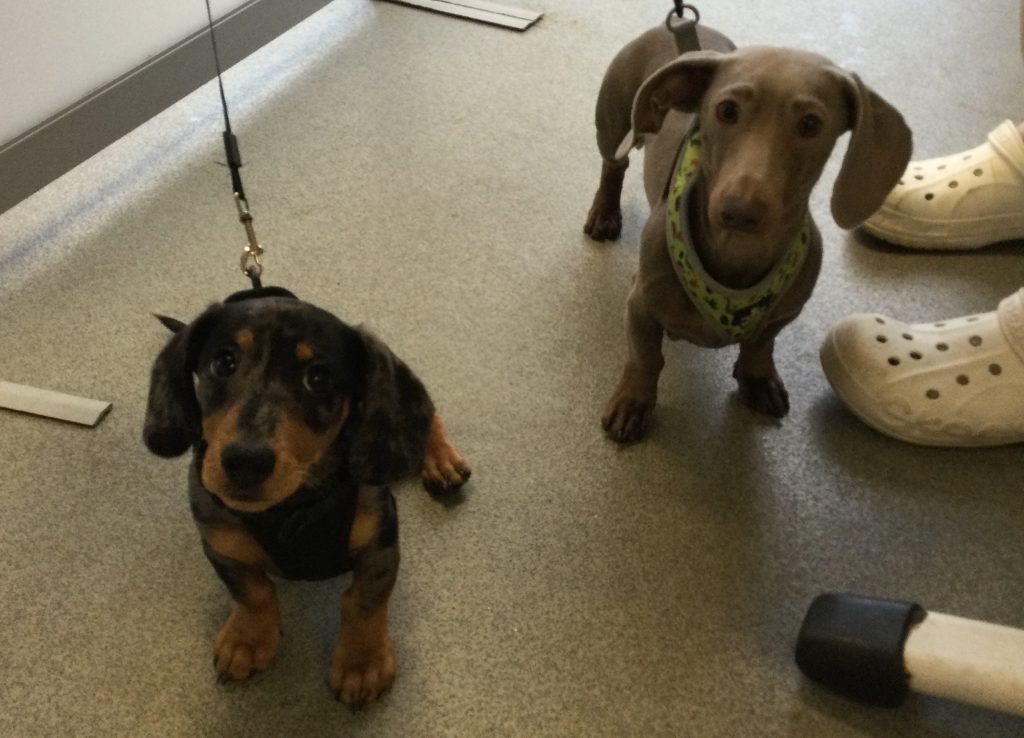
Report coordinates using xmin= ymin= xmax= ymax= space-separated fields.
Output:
xmin=2 ymin=0 xmax=1023 ymax=735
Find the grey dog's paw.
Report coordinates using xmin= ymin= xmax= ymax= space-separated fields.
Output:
xmin=584 ymin=195 xmax=623 ymax=242
xmin=602 ymin=394 xmax=654 ymax=443
xmin=736 ymin=375 xmax=790 ymax=418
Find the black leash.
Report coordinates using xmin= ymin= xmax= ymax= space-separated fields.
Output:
xmin=204 ymin=0 xmax=264 ymax=289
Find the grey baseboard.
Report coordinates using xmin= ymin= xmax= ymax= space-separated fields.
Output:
xmin=0 ymin=0 xmax=333 ymax=215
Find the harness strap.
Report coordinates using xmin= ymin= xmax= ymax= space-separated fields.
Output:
xmin=666 ymin=130 xmax=811 ymax=343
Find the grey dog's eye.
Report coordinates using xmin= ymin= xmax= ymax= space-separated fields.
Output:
xmin=715 ymin=99 xmax=739 ymax=124
xmin=797 ymin=113 xmax=823 ymax=138
xmin=210 ymin=350 xmax=238 ymax=378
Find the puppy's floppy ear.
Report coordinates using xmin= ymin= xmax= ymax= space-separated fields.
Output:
xmin=615 ymin=49 xmax=724 ymax=160
xmin=346 ymin=328 xmax=434 ymax=485
xmin=143 ymin=305 xmax=222 ymax=457
xmin=830 ymin=70 xmax=912 ymax=229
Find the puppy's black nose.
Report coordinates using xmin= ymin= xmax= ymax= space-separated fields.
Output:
xmin=221 ymin=442 xmax=277 ymax=488
xmin=720 ymin=195 xmax=766 ymax=233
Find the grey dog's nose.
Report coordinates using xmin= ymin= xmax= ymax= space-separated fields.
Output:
xmin=720 ymin=194 xmax=766 ymax=233
xmin=221 ymin=442 xmax=276 ymax=488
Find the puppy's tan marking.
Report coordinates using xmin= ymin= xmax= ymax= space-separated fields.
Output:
xmin=205 ymin=526 xmax=270 ymax=569
xmin=235 ymin=329 xmax=255 ymax=353
xmin=330 ymin=597 xmax=396 ymax=705
xmin=203 ymin=525 xmax=282 ymax=681
xmin=214 ymin=577 xmax=282 ymax=681
xmin=256 ymin=405 xmax=350 ymax=508
xmin=203 ymin=403 xmax=351 ymax=512
xmin=421 ymin=413 xmax=472 ymax=491
xmin=348 ymin=511 xmax=381 ymax=554
xmin=201 ymin=405 xmax=241 ymax=496
xmin=295 ymin=341 xmax=315 ymax=361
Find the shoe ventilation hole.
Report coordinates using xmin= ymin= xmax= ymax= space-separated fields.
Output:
xmin=898 ymin=180 xmax=905 ymax=186
xmin=963 ymin=154 xmax=972 ymax=161
xmin=914 ymin=165 xmax=923 ymax=170
xmin=888 ymin=357 xmax=900 ymax=366
xmin=914 ymin=175 xmax=924 ymax=180
xmin=937 ymin=164 xmax=946 ymax=170
xmin=974 ymin=168 xmax=983 ymax=176
xmin=990 ymin=363 xmax=1002 ymax=375
xmin=924 ymin=193 xmax=934 ymax=201
xmin=969 ymin=335 xmax=983 ymax=347
xmin=875 ymin=317 xmax=886 ymax=324
xmin=876 ymin=335 xmax=888 ymax=343
xmin=902 ymin=333 xmax=913 ymax=340
xmin=935 ymin=322 xmax=946 ymax=327
xmin=926 ymin=389 xmax=940 ymax=399
xmin=967 ymin=316 xmax=980 ymax=322
xmin=948 ymin=180 xmax=959 ymax=189
xmin=936 ymin=342 xmax=949 ymax=351
xmin=957 ymin=374 xmax=970 ymax=385
xmin=910 ymin=351 xmax=922 ymax=360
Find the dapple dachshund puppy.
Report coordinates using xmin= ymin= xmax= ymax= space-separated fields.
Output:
xmin=143 ymin=287 xmax=471 ymax=708
xmin=584 ymin=23 xmax=912 ymax=442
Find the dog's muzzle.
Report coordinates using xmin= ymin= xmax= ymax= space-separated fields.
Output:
xmin=220 ymin=441 xmax=277 ymax=495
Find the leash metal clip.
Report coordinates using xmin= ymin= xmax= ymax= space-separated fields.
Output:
xmin=666 ymin=3 xmax=701 ymax=54
xmin=235 ymin=193 xmax=264 ymax=282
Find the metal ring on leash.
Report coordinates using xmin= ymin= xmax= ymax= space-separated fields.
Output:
xmin=665 ymin=4 xmax=702 ymax=55
xmin=666 ymin=3 xmax=700 ymax=29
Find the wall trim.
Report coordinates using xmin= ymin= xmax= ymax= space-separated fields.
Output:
xmin=0 ymin=0 xmax=333 ymax=215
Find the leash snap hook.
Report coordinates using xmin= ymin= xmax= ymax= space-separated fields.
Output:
xmin=235 ymin=193 xmax=264 ymax=282
xmin=669 ymin=1 xmax=699 ymax=20
xmin=665 ymin=3 xmax=702 ymax=54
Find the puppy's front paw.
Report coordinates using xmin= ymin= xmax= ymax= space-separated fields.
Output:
xmin=329 ymin=637 xmax=396 ymax=710
xmin=421 ymin=415 xmax=472 ymax=494
xmin=602 ymin=393 xmax=655 ymax=443
xmin=422 ymin=439 xmax=471 ymax=494
xmin=214 ymin=606 xmax=281 ymax=682
xmin=736 ymin=375 xmax=790 ymax=417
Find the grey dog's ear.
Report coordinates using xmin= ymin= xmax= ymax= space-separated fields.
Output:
xmin=143 ymin=305 xmax=222 ymax=457
xmin=346 ymin=328 xmax=435 ymax=486
xmin=615 ymin=49 xmax=724 ymax=160
xmin=829 ymin=70 xmax=912 ymax=229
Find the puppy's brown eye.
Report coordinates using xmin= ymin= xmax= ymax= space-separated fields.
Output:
xmin=303 ymin=365 xmax=333 ymax=396
xmin=797 ymin=113 xmax=823 ymax=138
xmin=716 ymin=99 xmax=739 ymax=125
xmin=210 ymin=350 xmax=238 ymax=378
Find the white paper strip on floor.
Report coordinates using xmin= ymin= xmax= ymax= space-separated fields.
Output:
xmin=383 ymin=0 xmax=542 ymax=30
xmin=0 ymin=381 xmax=112 ymax=427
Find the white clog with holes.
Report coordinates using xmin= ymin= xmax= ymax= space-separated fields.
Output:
xmin=821 ymin=289 xmax=1024 ymax=446
xmin=862 ymin=120 xmax=1024 ymax=249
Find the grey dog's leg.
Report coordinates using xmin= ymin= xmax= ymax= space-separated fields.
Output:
xmin=583 ymin=42 xmax=647 ymax=242
xmin=602 ymin=283 xmax=666 ymax=442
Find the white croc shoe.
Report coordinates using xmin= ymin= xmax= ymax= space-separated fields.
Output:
xmin=821 ymin=289 xmax=1024 ymax=446
xmin=862 ymin=120 xmax=1024 ymax=249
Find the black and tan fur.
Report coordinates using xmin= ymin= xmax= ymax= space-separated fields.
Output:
xmin=143 ymin=287 xmax=470 ymax=708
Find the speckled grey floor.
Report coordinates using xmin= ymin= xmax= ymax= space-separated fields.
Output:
xmin=2 ymin=0 xmax=1023 ymax=735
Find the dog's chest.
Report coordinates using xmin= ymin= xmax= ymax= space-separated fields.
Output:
xmin=659 ymin=132 xmax=811 ymax=345
xmin=231 ymin=480 xmax=359 ymax=581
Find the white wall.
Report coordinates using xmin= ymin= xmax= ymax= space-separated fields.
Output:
xmin=0 ymin=0 xmax=249 ymax=146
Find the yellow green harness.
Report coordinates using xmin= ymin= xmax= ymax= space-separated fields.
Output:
xmin=667 ymin=131 xmax=811 ymax=343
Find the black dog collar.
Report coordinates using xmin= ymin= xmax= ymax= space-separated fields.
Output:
xmin=224 ymin=286 xmax=298 ymax=303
